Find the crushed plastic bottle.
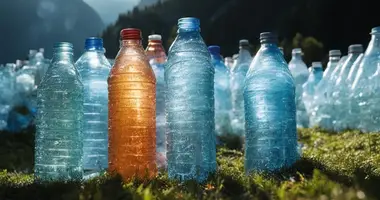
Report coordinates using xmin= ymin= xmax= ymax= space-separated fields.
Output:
xmin=76 ymin=37 xmax=111 ymax=174
xmin=208 ymin=45 xmax=232 ymax=135
xmin=34 ymin=42 xmax=84 ymax=182
xmin=302 ymin=62 xmax=323 ymax=115
xmin=108 ymin=28 xmax=156 ymax=180
xmin=166 ymin=17 xmax=216 ymax=182
xmin=145 ymin=34 xmax=167 ymax=169
xmin=230 ymin=39 xmax=252 ymax=136
xmin=350 ymin=27 xmax=380 ymax=132
xmin=244 ymin=32 xmax=297 ymax=172
xmin=288 ymin=48 xmax=309 ymax=128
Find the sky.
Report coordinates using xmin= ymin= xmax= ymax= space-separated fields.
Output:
xmin=83 ymin=0 xmax=140 ymax=25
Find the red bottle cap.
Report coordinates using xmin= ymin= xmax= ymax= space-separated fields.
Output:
xmin=120 ymin=28 xmax=142 ymax=40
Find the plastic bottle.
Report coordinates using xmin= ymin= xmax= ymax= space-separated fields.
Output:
xmin=34 ymin=42 xmax=84 ymax=181
xmin=332 ymin=45 xmax=363 ymax=131
xmin=208 ymin=45 xmax=232 ymax=135
xmin=166 ymin=17 xmax=215 ymax=182
xmin=244 ymin=32 xmax=297 ymax=172
xmin=302 ymin=62 xmax=323 ymax=114
xmin=230 ymin=39 xmax=252 ymax=136
xmin=145 ymin=34 xmax=167 ymax=169
xmin=351 ymin=27 xmax=380 ymax=132
xmin=288 ymin=48 xmax=309 ymax=128
xmin=108 ymin=28 xmax=157 ymax=180
xmin=76 ymin=37 xmax=111 ymax=174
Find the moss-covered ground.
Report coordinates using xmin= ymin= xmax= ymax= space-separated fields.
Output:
xmin=0 ymin=127 xmax=379 ymax=200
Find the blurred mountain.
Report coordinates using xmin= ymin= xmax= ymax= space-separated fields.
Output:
xmin=102 ymin=0 xmax=380 ymax=64
xmin=0 ymin=0 xmax=105 ymax=63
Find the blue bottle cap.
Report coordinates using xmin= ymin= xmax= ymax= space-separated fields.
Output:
xmin=178 ymin=17 xmax=200 ymax=30
xmin=208 ymin=45 xmax=220 ymax=55
xmin=85 ymin=37 xmax=104 ymax=51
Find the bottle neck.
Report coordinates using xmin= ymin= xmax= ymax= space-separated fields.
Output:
xmin=52 ymin=52 xmax=74 ymax=63
xmin=367 ymin=34 xmax=380 ymax=54
xmin=292 ymin=53 xmax=302 ymax=60
xmin=121 ymin=39 xmax=142 ymax=47
xmin=329 ymin=56 xmax=341 ymax=62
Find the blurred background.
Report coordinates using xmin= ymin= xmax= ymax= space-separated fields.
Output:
xmin=0 ymin=0 xmax=379 ymax=66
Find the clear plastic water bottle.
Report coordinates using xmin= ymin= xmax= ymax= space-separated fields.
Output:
xmin=76 ymin=37 xmax=111 ymax=174
xmin=0 ymin=65 xmax=16 ymax=130
xmin=166 ymin=17 xmax=216 ymax=182
xmin=35 ymin=42 xmax=84 ymax=181
xmin=351 ymin=27 xmax=380 ymax=132
xmin=309 ymin=53 xmax=346 ymax=129
xmin=145 ymin=34 xmax=167 ymax=169
xmin=244 ymin=32 xmax=297 ymax=172
xmin=230 ymin=39 xmax=252 ymax=136
xmin=288 ymin=48 xmax=309 ymax=128
xmin=302 ymin=62 xmax=323 ymax=115
xmin=208 ymin=45 xmax=232 ymax=135
xmin=332 ymin=45 xmax=363 ymax=131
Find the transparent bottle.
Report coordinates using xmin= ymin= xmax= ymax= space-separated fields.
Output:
xmin=302 ymin=62 xmax=323 ymax=115
xmin=34 ymin=42 xmax=84 ymax=182
xmin=166 ymin=17 xmax=216 ymax=182
xmin=145 ymin=34 xmax=167 ymax=169
xmin=230 ymin=39 xmax=252 ymax=136
xmin=224 ymin=57 xmax=234 ymax=69
xmin=351 ymin=27 xmax=380 ymax=132
xmin=332 ymin=45 xmax=363 ymax=131
xmin=244 ymin=32 xmax=297 ymax=172
xmin=76 ymin=37 xmax=111 ymax=174
xmin=108 ymin=28 xmax=157 ymax=180
xmin=208 ymin=45 xmax=232 ymax=135
xmin=288 ymin=48 xmax=309 ymax=128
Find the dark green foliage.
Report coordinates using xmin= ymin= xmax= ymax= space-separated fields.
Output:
xmin=102 ymin=0 xmax=380 ymax=65
xmin=1 ymin=128 xmax=380 ymax=199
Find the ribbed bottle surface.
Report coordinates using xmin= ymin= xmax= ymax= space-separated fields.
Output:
xmin=76 ymin=43 xmax=111 ymax=172
xmin=244 ymin=36 xmax=297 ymax=172
xmin=288 ymin=49 xmax=309 ymax=128
xmin=145 ymin=36 xmax=167 ymax=167
xmin=230 ymin=43 xmax=252 ymax=136
xmin=209 ymin=47 xmax=232 ymax=135
xmin=34 ymin=43 xmax=84 ymax=181
xmin=108 ymin=36 xmax=157 ymax=180
xmin=166 ymin=18 xmax=215 ymax=182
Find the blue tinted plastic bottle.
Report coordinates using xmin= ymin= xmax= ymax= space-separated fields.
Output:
xmin=302 ymin=62 xmax=323 ymax=115
xmin=208 ymin=45 xmax=232 ymax=135
xmin=288 ymin=48 xmax=309 ymax=128
xmin=230 ymin=40 xmax=252 ymax=136
xmin=165 ymin=17 xmax=216 ymax=182
xmin=35 ymin=42 xmax=84 ymax=181
xmin=76 ymin=38 xmax=111 ymax=174
xmin=244 ymin=32 xmax=297 ymax=172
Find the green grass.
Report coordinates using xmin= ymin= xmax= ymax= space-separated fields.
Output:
xmin=0 ymin=128 xmax=379 ymax=199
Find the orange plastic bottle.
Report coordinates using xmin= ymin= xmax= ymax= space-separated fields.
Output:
xmin=145 ymin=34 xmax=167 ymax=64
xmin=108 ymin=28 xmax=157 ymax=180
